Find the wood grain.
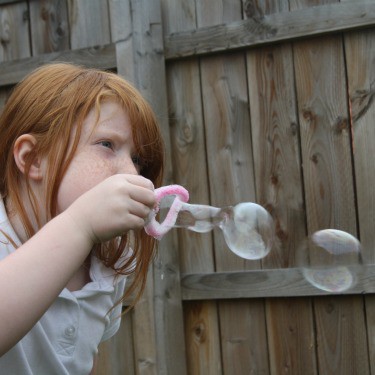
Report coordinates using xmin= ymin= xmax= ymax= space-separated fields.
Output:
xmin=343 ymin=2 xmax=375 ymax=371
xmin=181 ymin=264 xmax=375 ymax=300
xmin=292 ymin=0 xmax=369 ymax=373
xmin=164 ymin=2 xmax=375 ymax=59
xmin=246 ymin=0 xmax=317 ymax=370
xmin=128 ymin=0 xmax=187 ymax=373
xmin=197 ymin=1 xmax=270 ymax=374
xmin=68 ymin=0 xmax=110 ymax=50
xmin=0 ymin=1 xmax=30 ymax=62
xmin=29 ymin=0 xmax=70 ymax=55
xmin=183 ymin=301 xmax=222 ymax=375
xmin=266 ymin=298 xmax=317 ymax=374
xmin=162 ymin=0 xmax=221 ymax=373
xmin=0 ymin=44 xmax=117 ymax=86
xmin=96 ymin=310 xmax=136 ymax=375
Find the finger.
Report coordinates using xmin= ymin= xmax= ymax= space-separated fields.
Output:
xmin=127 ymin=200 xmax=152 ymax=220
xmin=122 ymin=212 xmax=148 ymax=230
xmin=124 ymin=174 xmax=154 ymax=191
xmin=129 ymin=186 xmax=156 ymax=208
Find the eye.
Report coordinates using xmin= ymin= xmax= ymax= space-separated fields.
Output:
xmin=132 ymin=154 xmax=144 ymax=168
xmin=98 ymin=140 xmax=113 ymax=149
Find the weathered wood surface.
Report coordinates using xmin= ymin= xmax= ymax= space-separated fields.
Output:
xmin=366 ymin=296 xmax=375 ymax=373
xmin=0 ymin=1 xmax=30 ymax=62
xmin=96 ymin=310 xmax=136 ymax=375
xmin=344 ymin=0 xmax=375 ymax=370
xmin=0 ymin=0 xmax=22 ymax=4
xmin=248 ymin=43 xmax=307 ymax=269
xmin=108 ymin=0 xmax=135 ymax=81
xmin=128 ymin=0 xmax=187 ymax=374
xmin=181 ymin=264 xmax=375 ymax=300
xmin=196 ymin=1 xmax=271 ymax=374
xmin=266 ymin=298 xmax=316 ymax=374
xmin=0 ymin=44 xmax=117 ymax=86
xmin=165 ymin=2 xmax=375 ymax=59
xmin=246 ymin=0 xmax=317 ymax=371
xmin=68 ymin=0 xmax=110 ymax=50
xmin=29 ymin=0 xmax=70 ymax=55
xmin=161 ymin=0 xmax=221 ymax=373
xmin=292 ymin=0 xmax=369 ymax=373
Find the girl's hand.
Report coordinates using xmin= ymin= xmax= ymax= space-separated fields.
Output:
xmin=65 ymin=174 xmax=155 ymax=244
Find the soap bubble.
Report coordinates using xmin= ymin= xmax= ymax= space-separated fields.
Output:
xmin=220 ymin=203 xmax=274 ymax=260
xmin=301 ymin=229 xmax=361 ymax=292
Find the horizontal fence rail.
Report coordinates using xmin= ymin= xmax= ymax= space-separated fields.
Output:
xmin=164 ymin=2 xmax=375 ymax=59
xmin=0 ymin=44 xmax=117 ymax=86
xmin=181 ymin=265 xmax=375 ymax=300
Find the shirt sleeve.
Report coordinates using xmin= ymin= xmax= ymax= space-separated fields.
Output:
xmin=101 ymin=277 xmax=127 ymax=342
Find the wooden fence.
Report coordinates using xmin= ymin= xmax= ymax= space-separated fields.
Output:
xmin=0 ymin=0 xmax=375 ymax=374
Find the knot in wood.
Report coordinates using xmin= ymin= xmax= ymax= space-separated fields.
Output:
xmin=193 ymin=322 xmax=206 ymax=342
xmin=0 ymin=16 xmax=10 ymax=44
xmin=244 ymin=0 xmax=264 ymax=20
xmin=302 ymin=109 xmax=315 ymax=123
xmin=290 ymin=122 xmax=298 ymax=136
xmin=182 ymin=123 xmax=193 ymax=142
xmin=334 ymin=116 xmax=348 ymax=134
xmin=310 ymin=153 xmax=318 ymax=164
xmin=41 ymin=6 xmax=50 ymax=21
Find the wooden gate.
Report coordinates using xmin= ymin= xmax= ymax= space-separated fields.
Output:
xmin=0 ymin=0 xmax=375 ymax=374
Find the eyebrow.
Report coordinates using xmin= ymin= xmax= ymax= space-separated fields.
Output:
xmin=94 ymin=120 xmax=131 ymax=141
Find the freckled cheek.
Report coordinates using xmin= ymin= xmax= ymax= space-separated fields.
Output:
xmin=56 ymin=157 xmax=116 ymax=212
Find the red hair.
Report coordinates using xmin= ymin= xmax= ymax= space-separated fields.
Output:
xmin=0 ymin=63 xmax=164 ymax=309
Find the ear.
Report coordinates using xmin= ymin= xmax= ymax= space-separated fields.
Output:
xmin=13 ymin=134 xmax=44 ymax=181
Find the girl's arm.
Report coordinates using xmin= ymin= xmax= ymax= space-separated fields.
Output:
xmin=0 ymin=174 xmax=155 ymax=355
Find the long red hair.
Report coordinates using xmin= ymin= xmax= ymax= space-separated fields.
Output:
xmin=0 ymin=63 xmax=164 ymax=309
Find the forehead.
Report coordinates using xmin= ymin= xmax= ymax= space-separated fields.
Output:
xmin=83 ymin=101 xmax=132 ymax=136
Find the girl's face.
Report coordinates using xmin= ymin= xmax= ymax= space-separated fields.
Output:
xmin=56 ymin=101 xmax=140 ymax=214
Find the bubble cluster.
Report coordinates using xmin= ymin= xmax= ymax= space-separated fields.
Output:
xmin=150 ymin=187 xmax=362 ymax=294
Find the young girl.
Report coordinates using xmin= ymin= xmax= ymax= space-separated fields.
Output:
xmin=0 ymin=63 xmax=164 ymax=373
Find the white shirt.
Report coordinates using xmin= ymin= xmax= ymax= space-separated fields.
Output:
xmin=0 ymin=200 xmax=126 ymax=375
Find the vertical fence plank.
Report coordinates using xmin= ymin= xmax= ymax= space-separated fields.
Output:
xmin=108 ymin=0 xmax=134 ymax=80
xmin=132 ymin=267 xmax=158 ymax=374
xmin=129 ymin=0 xmax=187 ymax=373
xmin=343 ymin=3 xmax=375 ymax=370
xmin=196 ymin=1 xmax=270 ymax=374
xmin=292 ymin=0 xmax=370 ymax=373
xmin=96 ymin=311 xmax=136 ymax=375
xmin=266 ymin=298 xmax=316 ymax=375
xmin=161 ymin=0 xmax=222 ymax=373
xmin=245 ymin=0 xmax=318 ymax=372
